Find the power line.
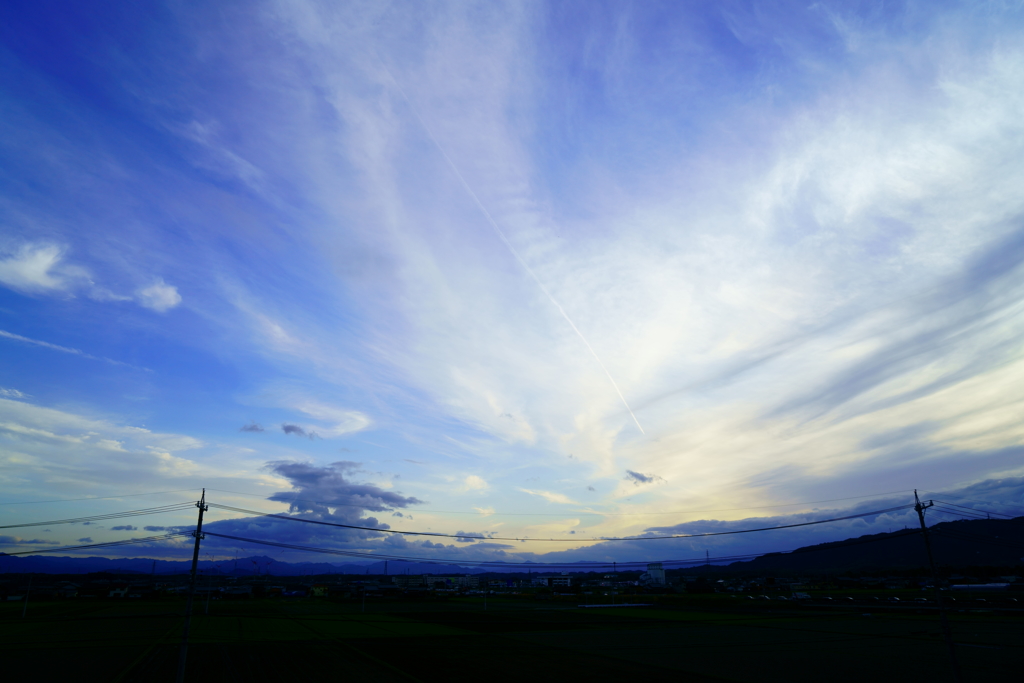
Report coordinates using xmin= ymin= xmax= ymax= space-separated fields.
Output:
xmin=206 ymin=501 xmax=915 ymax=542
xmin=0 ymin=502 xmax=198 ymax=530
xmin=8 ymin=511 xmax=996 ymax=570
xmin=205 ymin=486 xmax=916 ymax=517
xmin=931 ymin=500 xmax=1016 ymax=518
xmin=203 ymin=526 xmax=926 ymax=569
xmin=0 ymin=489 xmax=201 ymax=506
xmin=919 ymin=489 xmax=1024 ymax=515
xmin=930 ymin=506 xmax=991 ymax=522
xmin=1 ymin=532 xmax=191 ymax=556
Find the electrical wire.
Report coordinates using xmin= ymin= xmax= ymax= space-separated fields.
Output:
xmin=205 ymin=486 xmax=916 ymax=517
xmin=0 ymin=489 xmax=200 ymax=506
xmin=2 ymin=532 xmax=192 ymax=556
xmin=203 ymin=526 xmax=926 ymax=569
xmin=0 ymin=502 xmax=199 ymax=530
xmin=931 ymin=500 xmax=1015 ymax=519
xmin=206 ymin=501 xmax=915 ymax=542
xmin=203 ymin=530 xmax=751 ymax=567
xmin=918 ymin=489 xmax=1024 ymax=516
xmin=930 ymin=506 xmax=991 ymax=522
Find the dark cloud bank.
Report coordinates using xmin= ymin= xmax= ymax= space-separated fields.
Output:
xmin=199 ymin=461 xmax=523 ymax=561
xmin=195 ymin=457 xmax=1024 ymax=568
xmin=32 ymin=463 xmax=1022 ymax=569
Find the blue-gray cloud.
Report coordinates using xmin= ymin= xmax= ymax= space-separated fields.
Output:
xmin=625 ymin=470 xmax=664 ymax=486
xmin=282 ymin=424 xmax=318 ymax=440
xmin=201 ymin=461 xmax=425 ymax=552
xmin=0 ymin=535 xmax=59 ymax=545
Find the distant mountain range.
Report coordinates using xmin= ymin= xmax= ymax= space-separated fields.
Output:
xmin=0 ymin=554 xmax=492 ymax=576
xmin=3 ymin=516 xmax=1022 ymax=576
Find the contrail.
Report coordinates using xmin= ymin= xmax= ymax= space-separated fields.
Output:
xmin=378 ymin=62 xmax=644 ymax=435
xmin=0 ymin=329 xmax=148 ymax=371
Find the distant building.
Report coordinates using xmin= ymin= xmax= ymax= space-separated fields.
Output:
xmin=950 ymin=583 xmax=1012 ymax=592
xmin=393 ymin=575 xmax=426 ymax=587
xmin=533 ymin=576 xmax=573 ymax=587
xmin=424 ymin=576 xmax=478 ymax=588
xmin=639 ymin=562 xmax=665 ymax=586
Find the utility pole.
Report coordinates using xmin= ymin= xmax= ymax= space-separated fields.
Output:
xmin=21 ymin=573 xmax=33 ymax=618
xmin=205 ymin=568 xmax=213 ymax=615
xmin=915 ymin=490 xmax=962 ymax=683
xmin=176 ymin=489 xmax=208 ymax=683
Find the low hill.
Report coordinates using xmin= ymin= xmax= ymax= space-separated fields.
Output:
xmin=726 ymin=516 xmax=1024 ymax=573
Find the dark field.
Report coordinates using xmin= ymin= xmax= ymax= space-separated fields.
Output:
xmin=2 ymin=595 xmax=1021 ymax=682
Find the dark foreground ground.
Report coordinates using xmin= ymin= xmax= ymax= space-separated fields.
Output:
xmin=2 ymin=595 xmax=1020 ymax=682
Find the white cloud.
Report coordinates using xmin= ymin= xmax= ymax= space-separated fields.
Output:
xmin=136 ymin=279 xmax=182 ymax=312
xmin=0 ymin=396 xmax=222 ymax=500
xmin=0 ymin=388 xmax=28 ymax=399
xmin=0 ymin=243 xmax=85 ymax=293
xmin=462 ymin=475 xmax=489 ymax=491
xmin=518 ymin=488 xmax=577 ymax=505
xmin=0 ymin=242 xmax=181 ymax=313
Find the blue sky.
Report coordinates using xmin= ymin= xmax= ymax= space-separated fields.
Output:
xmin=2 ymin=0 xmax=1024 ymax=566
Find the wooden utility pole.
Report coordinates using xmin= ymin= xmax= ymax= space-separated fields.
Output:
xmin=176 ymin=489 xmax=208 ymax=683
xmin=21 ymin=573 xmax=33 ymax=618
xmin=914 ymin=490 xmax=963 ymax=683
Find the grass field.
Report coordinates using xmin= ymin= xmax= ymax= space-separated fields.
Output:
xmin=2 ymin=595 xmax=1020 ymax=682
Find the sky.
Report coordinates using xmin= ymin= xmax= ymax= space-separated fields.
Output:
xmin=2 ymin=0 xmax=1024 ymax=568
